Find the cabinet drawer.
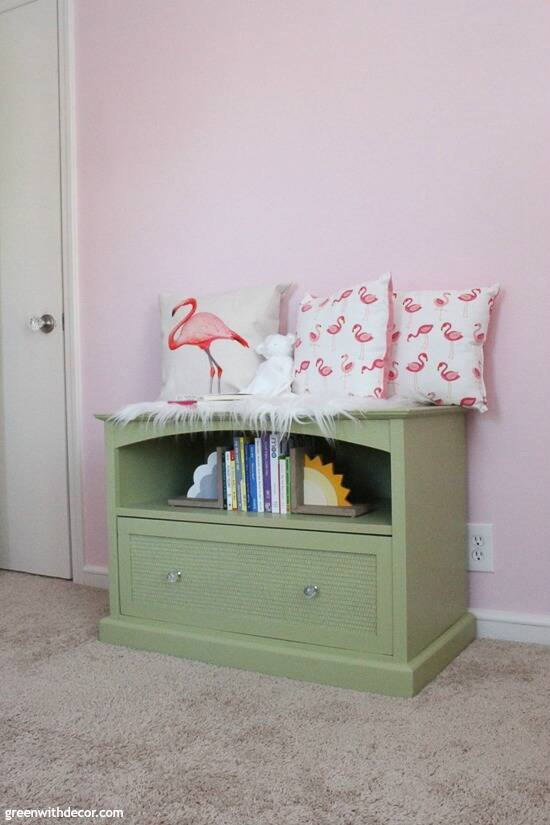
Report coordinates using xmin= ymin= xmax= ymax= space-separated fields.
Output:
xmin=118 ymin=517 xmax=393 ymax=654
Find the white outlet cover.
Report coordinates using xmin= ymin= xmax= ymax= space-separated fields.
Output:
xmin=467 ymin=523 xmax=494 ymax=572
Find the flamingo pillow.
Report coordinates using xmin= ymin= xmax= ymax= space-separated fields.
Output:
xmin=292 ymin=273 xmax=393 ymax=397
xmin=389 ymin=285 xmax=499 ymax=411
xmin=160 ymin=283 xmax=290 ymax=398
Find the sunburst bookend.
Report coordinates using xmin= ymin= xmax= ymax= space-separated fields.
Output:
xmin=96 ymin=407 xmax=475 ymax=697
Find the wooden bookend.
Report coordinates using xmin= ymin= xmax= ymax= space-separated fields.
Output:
xmin=290 ymin=446 xmax=371 ymax=518
xmin=168 ymin=446 xmax=225 ymax=509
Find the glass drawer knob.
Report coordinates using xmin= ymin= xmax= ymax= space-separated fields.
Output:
xmin=303 ymin=584 xmax=319 ymax=599
xmin=166 ymin=570 xmax=182 ymax=583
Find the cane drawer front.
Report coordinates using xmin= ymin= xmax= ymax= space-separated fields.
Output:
xmin=117 ymin=518 xmax=393 ymax=654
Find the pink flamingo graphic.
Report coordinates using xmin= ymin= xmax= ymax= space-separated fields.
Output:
xmin=473 ymin=323 xmax=485 ymax=344
xmin=405 ymin=352 xmax=428 ymax=390
xmin=352 ymin=323 xmax=373 ymax=358
xmin=441 ymin=322 xmax=463 ymax=359
xmin=402 ymin=297 xmax=422 ymax=328
xmin=434 ymin=292 xmax=451 ymax=320
xmin=294 ymin=337 xmax=302 ymax=349
xmin=426 ymin=392 xmax=444 ymax=406
xmin=359 ymin=287 xmax=378 ymax=319
xmin=460 ymin=397 xmax=477 ymax=408
xmin=327 ymin=315 xmax=345 ymax=350
xmin=340 ymin=354 xmax=354 ymax=390
xmin=295 ymin=359 xmax=311 ymax=390
xmin=318 ymin=297 xmax=330 ymax=309
xmin=309 ymin=324 xmax=322 ymax=347
xmin=387 ymin=361 xmax=399 ymax=382
xmin=473 ymin=363 xmax=482 ymax=381
xmin=438 ymin=361 xmax=460 ymax=401
xmin=332 ymin=289 xmax=353 ymax=305
xmin=300 ymin=301 xmax=313 ymax=313
xmin=391 ymin=326 xmax=401 ymax=343
xmin=316 ymin=358 xmax=333 ymax=381
xmin=458 ymin=288 xmax=481 ymax=317
xmin=488 ymin=295 xmax=496 ymax=314
xmin=407 ymin=323 xmax=433 ymax=347
xmin=361 ymin=358 xmax=385 ymax=373
xmin=168 ymin=298 xmax=249 ymax=393
xmin=373 ymin=387 xmax=384 ymax=399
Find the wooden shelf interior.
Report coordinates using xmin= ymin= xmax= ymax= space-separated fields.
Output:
xmin=116 ymin=430 xmax=392 ymax=528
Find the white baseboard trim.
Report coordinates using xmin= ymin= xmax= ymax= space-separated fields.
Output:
xmin=82 ymin=564 xmax=108 ymax=589
xmin=472 ymin=609 xmax=550 ymax=646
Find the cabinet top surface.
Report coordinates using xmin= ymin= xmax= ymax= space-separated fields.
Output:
xmin=96 ymin=406 xmax=463 ymax=424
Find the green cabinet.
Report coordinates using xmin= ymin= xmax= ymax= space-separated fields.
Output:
xmin=98 ymin=408 xmax=476 ymax=697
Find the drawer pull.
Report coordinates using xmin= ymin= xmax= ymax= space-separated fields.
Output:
xmin=166 ymin=570 xmax=182 ymax=583
xmin=303 ymin=584 xmax=319 ymax=599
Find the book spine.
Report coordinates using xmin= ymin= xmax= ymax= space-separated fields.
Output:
xmin=239 ymin=437 xmax=248 ymax=512
xmin=230 ymin=452 xmax=237 ymax=511
xmin=247 ymin=443 xmax=258 ymax=512
xmin=269 ymin=434 xmax=280 ymax=514
xmin=285 ymin=455 xmax=291 ymax=512
xmin=262 ymin=434 xmax=272 ymax=512
xmin=224 ymin=450 xmax=233 ymax=510
xmin=233 ymin=437 xmax=243 ymax=511
xmin=278 ymin=457 xmax=288 ymax=514
xmin=244 ymin=443 xmax=251 ymax=511
xmin=222 ymin=452 xmax=228 ymax=508
xmin=255 ymin=437 xmax=264 ymax=513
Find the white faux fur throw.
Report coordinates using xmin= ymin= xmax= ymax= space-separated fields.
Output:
xmin=111 ymin=394 xmax=425 ymax=437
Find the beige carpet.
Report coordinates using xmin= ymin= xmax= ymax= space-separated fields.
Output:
xmin=1 ymin=571 xmax=550 ymax=825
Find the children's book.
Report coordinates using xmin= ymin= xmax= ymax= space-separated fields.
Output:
xmin=261 ymin=434 xmax=272 ymax=512
xmin=246 ymin=442 xmax=258 ymax=512
xmin=278 ymin=456 xmax=288 ymax=514
xmin=254 ymin=437 xmax=264 ymax=513
xmin=269 ymin=434 xmax=281 ymax=514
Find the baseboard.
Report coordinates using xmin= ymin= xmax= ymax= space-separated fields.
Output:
xmin=472 ymin=609 xmax=550 ymax=646
xmin=82 ymin=564 xmax=108 ymax=589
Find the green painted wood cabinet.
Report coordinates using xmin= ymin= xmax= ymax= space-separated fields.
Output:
xmin=97 ymin=407 xmax=475 ymax=697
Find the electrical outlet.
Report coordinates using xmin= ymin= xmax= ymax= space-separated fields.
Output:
xmin=467 ymin=523 xmax=494 ymax=572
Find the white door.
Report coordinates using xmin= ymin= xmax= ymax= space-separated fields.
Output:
xmin=0 ymin=0 xmax=71 ymax=577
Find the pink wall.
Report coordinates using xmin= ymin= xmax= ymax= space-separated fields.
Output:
xmin=76 ymin=0 xmax=550 ymax=613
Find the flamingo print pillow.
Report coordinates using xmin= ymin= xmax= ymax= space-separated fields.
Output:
xmin=292 ymin=273 xmax=393 ymax=397
xmin=160 ymin=283 xmax=290 ymax=398
xmin=390 ymin=285 xmax=499 ymax=411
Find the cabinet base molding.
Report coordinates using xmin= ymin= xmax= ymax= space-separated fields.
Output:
xmin=99 ymin=611 xmax=476 ymax=698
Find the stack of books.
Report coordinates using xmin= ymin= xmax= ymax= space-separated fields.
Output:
xmin=222 ymin=434 xmax=291 ymax=514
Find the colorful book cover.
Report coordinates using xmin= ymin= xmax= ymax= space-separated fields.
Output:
xmin=224 ymin=450 xmax=233 ymax=510
xmin=269 ymin=434 xmax=281 ymax=514
xmin=278 ymin=457 xmax=288 ymax=514
xmin=254 ymin=437 xmax=264 ymax=513
xmin=239 ymin=437 xmax=248 ymax=512
xmin=229 ymin=451 xmax=237 ymax=511
xmin=247 ymin=443 xmax=258 ymax=512
xmin=261 ymin=434 xmax=271 ymax=512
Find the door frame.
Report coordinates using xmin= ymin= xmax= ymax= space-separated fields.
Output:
xmin=0 ymin=0 xmax=94 ymax=586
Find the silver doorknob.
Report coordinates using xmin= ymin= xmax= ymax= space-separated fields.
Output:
xmin=28 ymin=314 xmax=56 ymax=334
xmin=303 ymin=584 xmax=319 ymax=599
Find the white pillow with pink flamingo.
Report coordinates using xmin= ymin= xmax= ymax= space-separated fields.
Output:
xmin=160 ymin=283 xmax=290 ymax=398
xmin=389 ymin=285 xmax=499 ymax=411
xmin=292 ymin=273 xmax=393 ymax=397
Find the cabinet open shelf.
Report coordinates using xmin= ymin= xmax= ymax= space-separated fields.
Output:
xmin=115 ymin=430 xmax=392 ymax=521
